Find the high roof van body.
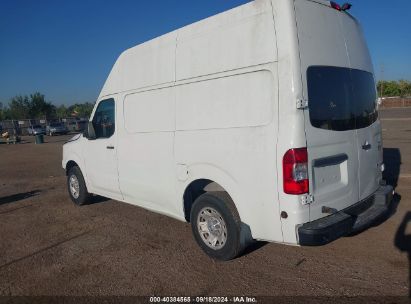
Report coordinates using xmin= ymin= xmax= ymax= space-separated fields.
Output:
xmin=63 ymin=0 xmax=393 ymax=260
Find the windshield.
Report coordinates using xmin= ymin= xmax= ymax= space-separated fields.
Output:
xmin=307 ymin=66 xmax=378 ymax=131
xmin=50 ymin=123 xmax=63 ymax=127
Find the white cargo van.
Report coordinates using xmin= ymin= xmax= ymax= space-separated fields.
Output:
xmin=63 ymin=0 xmax=393 ymax=260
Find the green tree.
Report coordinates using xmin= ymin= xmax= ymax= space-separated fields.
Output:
xmin=0 ymin=102 xmax=4 ymax=120
xmin=0 ymin=102 xmax=11 ymax=120
xmin=8 ymin=95 xmax=30 ymax=119
xmin=28 ymin=92 xmax=56 ymax=119
xmin=5 ymin=93 xmax=57 ymax=119
xmin=377 ymin=80 xmax=411 ymax=97
xmin=68 ymin=102 xmax=94 ymax=118
xmin=398 ymin=80 xmax=411 ymax=97
xmin=56 ymin=104 xmax=70 ymax=118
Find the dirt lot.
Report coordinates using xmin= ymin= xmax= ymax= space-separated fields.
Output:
xmin=0 ymin=109 xmax=410 ymax=301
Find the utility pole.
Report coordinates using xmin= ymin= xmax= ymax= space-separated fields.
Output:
xmin=380 ymin=64 xmax=384 ymax=98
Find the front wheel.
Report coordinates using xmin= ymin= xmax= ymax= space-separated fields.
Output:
xmin=67 ymin=166 xmax=90 ymax=206
xmin=190 ymin=193 xmax=245 ymax=260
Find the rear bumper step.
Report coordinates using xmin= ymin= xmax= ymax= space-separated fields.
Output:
xmin=297 ymin=185 xmax=394 ymax=246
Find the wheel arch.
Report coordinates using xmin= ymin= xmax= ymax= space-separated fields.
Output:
xmin=64 ymin=156 xmax=94 ymax=195
xmin=181 ymin=172 xmax=243 ymax=225
xmin=65 ymin=160 xmax=79 ymax=176
xmin=63 ymin=152 xmax=90 ymax=189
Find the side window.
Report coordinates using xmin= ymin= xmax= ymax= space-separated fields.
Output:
xmin=92 ymin=98 xmax=115 ymax=139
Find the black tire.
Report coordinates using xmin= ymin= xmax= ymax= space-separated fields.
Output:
xmin=67 ymin=166 xmax=90 ymax=206
xmin=190 ymin=192 xmax=245 ymax=261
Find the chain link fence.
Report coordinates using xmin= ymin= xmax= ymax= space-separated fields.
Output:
xmin=379 ymin=97 xmax=411 ymax=109
xmin=0 ymin=118 xmax=88 ymax=136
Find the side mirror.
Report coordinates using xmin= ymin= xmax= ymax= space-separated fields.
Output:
xmin=84 ymin=122 xmax=96 ymax=140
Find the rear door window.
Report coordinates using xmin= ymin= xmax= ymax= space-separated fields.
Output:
xmin=307 ymin=66 xmax=377 ymax=131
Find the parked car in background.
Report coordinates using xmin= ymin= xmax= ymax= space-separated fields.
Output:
xmin=46 ymin=122 xmax=68 ymax=136
xmin=27 ymin=125 xmax=46 ymax=136
xmin=68 ymin=120 xmax=88 ymax=133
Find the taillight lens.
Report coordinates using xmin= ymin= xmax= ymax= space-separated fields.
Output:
xmin=283 ymin=148 xmax=309 ymax=195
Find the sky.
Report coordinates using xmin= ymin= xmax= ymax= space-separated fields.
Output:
xmin=0 ymin=0 xmax=410 ymax=106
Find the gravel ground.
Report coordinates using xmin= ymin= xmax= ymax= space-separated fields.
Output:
xmin=0 ymin=109 xmax=410 ymax=301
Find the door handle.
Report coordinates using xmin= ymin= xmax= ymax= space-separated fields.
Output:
xmin=106 ymin=145 xmax=115 ymax=150
xmin=362 ymin=141 xmax=371 ymax=150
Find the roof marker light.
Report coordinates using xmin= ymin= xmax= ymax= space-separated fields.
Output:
xmin=330 ymin=1 xmax=342 ymax=11
xmin=341 ymin=3 xmax=352 ymax=11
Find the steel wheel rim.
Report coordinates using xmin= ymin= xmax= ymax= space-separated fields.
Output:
xmin=69 ymin=175 xmax=80 ymax=199
xmin=197 ymin=207 xmax=228 ymax=250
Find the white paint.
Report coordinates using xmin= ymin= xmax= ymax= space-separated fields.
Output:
xmin=176 ymin=71 xmax=274 ymax=131
xmin=124 ymin=87 xmax=175 ymax=133
xmin=63 ymin=0 xmax=382 ymax=247
xmin=176 ymin=0 xmax=277 ymax=81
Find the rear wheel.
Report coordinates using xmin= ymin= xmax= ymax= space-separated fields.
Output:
xmin=67 ymin=166 xmax=90 ymax=206
xmin=190 ymin=192 xmax=245 ymax=260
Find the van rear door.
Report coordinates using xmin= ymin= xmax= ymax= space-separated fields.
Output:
xmin=338 ymin=10 xmax=383 ymax=201
xmin=294 ymin=0 xmax=380 ymax=221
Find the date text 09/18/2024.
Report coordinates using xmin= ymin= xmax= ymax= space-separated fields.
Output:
xmin=149 ymin=296 xmax=257 ymax=303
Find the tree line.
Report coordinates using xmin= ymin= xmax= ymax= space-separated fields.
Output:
xmin=0 ymin=92 xmax=94 ymax=121
xmin=377 ymin=80 xmax=411 ymax=98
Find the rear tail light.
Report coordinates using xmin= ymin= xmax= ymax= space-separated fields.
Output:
xmin=283 ymin=148 xmax=309 ymax=195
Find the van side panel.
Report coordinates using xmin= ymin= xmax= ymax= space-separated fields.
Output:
xmin=175 ymin=65 xmax=281 ymax=242
xmin=176 ymin=71 xmax=273 ymax=131
xmin=99 ymin=33 xmax=177 ymax=98
xmin=117 ymin=87 xmax=181 ymax=217
xmin=124 ymin=87 xmax=175 ymax=133
xmin=176 ymin=0 xmax=277 ymax=80
xmin=100 ymin=0 xmax=283 ymax=241
xmin=172 ymin=1 xmax=281 ymax=241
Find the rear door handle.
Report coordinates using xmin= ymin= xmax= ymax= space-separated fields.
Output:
xmin=362 ymin=142 xmax=371 ymax=150
xmin=106 ymin=145 xmax=115 ymax=150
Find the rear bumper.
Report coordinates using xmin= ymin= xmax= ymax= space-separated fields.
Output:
xmin=297 ymin=185 xmax=394 ymax=246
